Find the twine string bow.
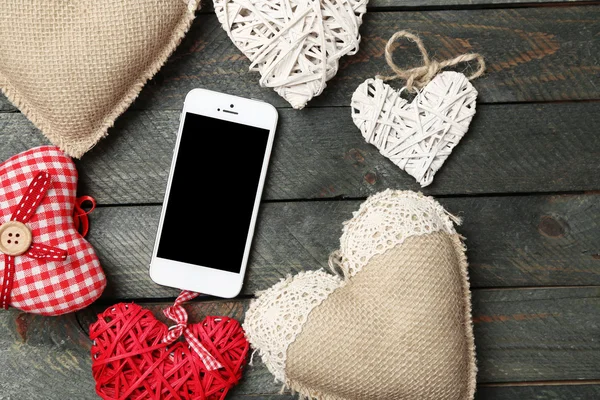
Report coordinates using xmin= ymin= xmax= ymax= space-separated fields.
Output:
xmin=376 ymin=30 xmax=486 ymax=92
xmin=1 ymin=172 xmax=68 ymax=309
xmin=162 ymin=290 xmax=224 ymax=371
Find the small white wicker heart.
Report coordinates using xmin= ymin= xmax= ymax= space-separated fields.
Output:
xmin=351 ymin=71 xmax=478 ymax=187
xmin=213 ymin=0 xmax=368 ymax=109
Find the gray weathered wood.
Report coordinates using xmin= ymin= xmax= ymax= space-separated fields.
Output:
xmin=79 ymin=194 xmax=600 ymax=300
xmin=471 ymin=287 xmax=600 ymax=382
xmin=1 ymin=103 xmax=598 ymax=203
xmin=0 ymin=99 xmax=15 ymax=112
xmin=475 ymin=384 xmax=600 ymax=400
xmin=0 ymin=309 xmax=95 ymax=399
xmin=127 ymin=6 xmax=600 ymax=110
xmin=194 ymin=0 xmax=595 ymax=14
xmin=1 ymin=287 xmax=598 ymax=398
xmin=372 ymin=0 xmax=593 ymax=5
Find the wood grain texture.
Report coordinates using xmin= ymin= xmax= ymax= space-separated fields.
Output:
xmin=0 ymin=99 xmax=15 ymax=112
xmin=0 ymin=309 xmax=95 ymax=399
xmin=372 ymin=0 xmax=594 ymax=6
xmin=475 ymin=384 xmax=600 ymax=400
xmin=1 ymin=287 xmax=598 ymax=398
xmin=194 ymin=0 xmax=596 ymax=14
xmin=472 ymin=287 xmax=600 ymax=382
xmin=1 ymin=102 xmax=599 ymax=203
xmin=79 ymin=193 xmax=600 ymax=300
xmin=125 ymin=6 xmax=600 ymax=110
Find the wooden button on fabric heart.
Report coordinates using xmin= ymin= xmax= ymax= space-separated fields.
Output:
xmin=0 ymin=221 xmax=32 ymax=256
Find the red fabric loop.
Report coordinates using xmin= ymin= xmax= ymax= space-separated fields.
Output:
xmin=73 ymin=195 xmax=96 ymax=237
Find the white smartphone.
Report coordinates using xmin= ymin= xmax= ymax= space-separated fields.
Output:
xmin=149 ymin=88 xmax=278 ymax=298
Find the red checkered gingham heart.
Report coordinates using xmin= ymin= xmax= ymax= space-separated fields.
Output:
xmin=0 ymin=146 xmax=106 ymax=315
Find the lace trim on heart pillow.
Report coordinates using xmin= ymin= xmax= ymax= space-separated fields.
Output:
xmin=243 ymin=270 xmax=342 ymax=383
xmin=334 ymin=189 xmax=459 ymax=278
xmin=243 ymin=190 xmax=460 ymax=385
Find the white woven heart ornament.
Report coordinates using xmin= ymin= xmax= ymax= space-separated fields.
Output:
xmin=351 ymin=30 xmax=485 ymax=187
xmin=351 ymin=72 xmax=477 ymax=187
xmin=213 ymin=0 xmax=368 ymax=109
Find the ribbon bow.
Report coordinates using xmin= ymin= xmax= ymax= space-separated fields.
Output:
xmin=0 ymin=172 xmax=68 ymax=309
xmin=162 ymin=290 xmax=223 ymax=371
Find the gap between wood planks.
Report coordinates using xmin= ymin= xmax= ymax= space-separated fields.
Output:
xmin=100 ymin=188 xmax=597 ymax=207
xmin=85 ymin=285 xmax=600 ymax=308
xmin=192 ymin=0 xmax=600 ymax=15
xmin=256 ymin=190 xmax=597 ymax=203
xmin=2 ymin=99 xmax=600 ymax=115
xmin=480 ymin=379 xmax=600 ymax=387
xmin=364 ymin=0 xmax=600 ymax=12
xmin=269 ymin=98 xmax=600 ymax=110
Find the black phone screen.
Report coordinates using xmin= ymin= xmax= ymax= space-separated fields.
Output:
xmin=156 ymin=112 xmax=271 ymax=273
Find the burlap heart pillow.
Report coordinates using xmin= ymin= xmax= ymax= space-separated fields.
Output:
xmin=0 ymin=0 xmax=200 ymax=158
xmin=244 ymin=190 xmax=477 ymax=399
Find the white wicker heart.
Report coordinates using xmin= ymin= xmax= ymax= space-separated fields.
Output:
xmin=351 ymin=72 xmax=478 ymax=187
xmin=213 ymin=0 xmax=369 ymax=109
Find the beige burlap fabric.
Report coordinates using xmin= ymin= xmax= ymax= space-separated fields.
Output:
xmin=287 ymin=233 xmax=475 ymax=400
xmin=244 ymin=190 xmax=476 ymax=400
xmin=0 ymin=0 xmax=200 ymax=158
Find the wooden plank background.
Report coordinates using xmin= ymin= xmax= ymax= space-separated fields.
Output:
xmin=2 ymin=102 xmax=599 ymax=202
xmin=0 ymin=0 xmax=598 ymax=399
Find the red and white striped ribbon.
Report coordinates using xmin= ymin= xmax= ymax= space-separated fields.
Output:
xmin=162 ymin=290 xmax=223 ymax=371
xmin=1 ymin=172 xmax=68 ymax=309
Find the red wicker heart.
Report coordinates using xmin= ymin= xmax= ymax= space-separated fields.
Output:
xmin=90 ymin=302 xmax=249 ymax=400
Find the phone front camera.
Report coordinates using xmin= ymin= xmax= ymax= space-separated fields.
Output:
xmin=217 ymin=108 xmax=220 ymax=111
xmin=230 ymin=104 xmax=234 ymax=108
